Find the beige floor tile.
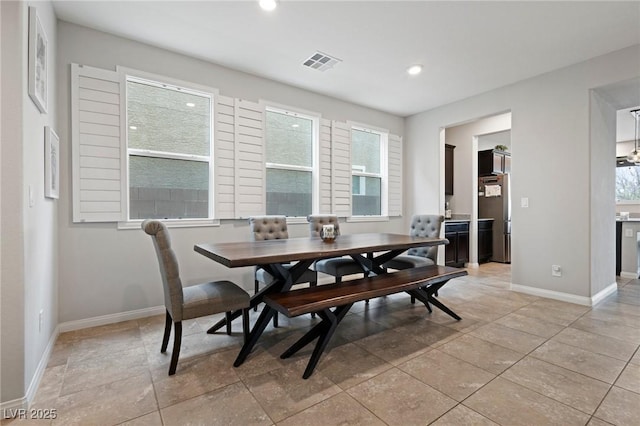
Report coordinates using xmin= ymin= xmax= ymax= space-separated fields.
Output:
xmin=595 ymin=300 xmax=640 ymax=318
xmin=614 ymin=363 xmax=640 ymax=393
xmin=60 ymin=346 xmax=149 ymax=396
xmin=347 ymin=368 xmax=457 ymax=426
xmin=277 ymin=393 xmax=385 ymax=426
xmin=333 ymin=312 xmax=390 ymax=341
xmin=242 ymin=360 xmax=341 ymax=422
xmin=398 ymin=349 xmax=495 ymax=401
xmin=494 ymin=312 xmax=565 ymax=338
xmin=529 ymin=298 xmax=591 ymax=316
xmin=66 ymin=327 xmax=146 ymax=365
xmin=587 ymin=417 xmax=615 ymax=426
xmin=469 ymin=322 xmax=546 ymax=354
xmin=53 ymin=373 xmax=157 ymax=426
xmin=57 ymin=320 xmax=140 ymax=343
xmin=531 ymin=340 xmax=626 ymax=384
xmin=585 ymin=308 xmax=640 ymax=329
xmin=395 ymin=319 xmax=461 ymax=348
xmin=514 ymin=304 xmax=584 ymax=326
xmin=137 ymin=315 xmax=203 ymax=347
xmin=160 ymin=382 xmax=271 ymax=426
xmin=430 ymin=405 xmax=499 ymax=426
xmin=150 ymin=348 xmax=241 ymax=408
xmin=31 ymin=365 xmax=65 ymax=404
xmin=117 ymin=410 xmax=163 ymax=426
xmin=501 ymin=356 xmax=610 ymax=414
xmin=453 ymin=302 xmax=512 ymax=322
xmin=571 ymin=316 xmax=640 ymax=345
xmin=353 ymin=326 xmax=432 ymax=366
xmin=593 ymin=386 xmax=640 ymax=426
xmin=464 ymin=377 xmax=590 ymax=425
xmin=317 ymin=342 xmax=392 ymax=390
xmin=438 ymin=334 xmax=523 ymax=374
xmin=144 ymin=329 xmax=242 ymax=369
xmin=629 ymin=349 xmax=640 ymax=366
xmin=550 ymin=327 xmax=638 ymax=362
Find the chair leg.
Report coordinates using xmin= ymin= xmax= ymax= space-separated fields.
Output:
xmin=226 ymin=312 xmax=232 ymax=335
xmin=310 ymin=281 xmax=317 ymax=319
xmin=161 ymin=310 xmax=172 ymax=353
xmin=335 ymin=277 xmax=342 ymax=284
xmin=254 ymin=280 xmax=260 ymax=311
xmin=242 ymin=308 xmax=250 ymax=344
xmin=168 ymin=321 xmax=182 ymax=376
xmin=410 ymin=296 xmax=416 ymax=304
xmin=273 ymin=312 xmax=279 ymax=328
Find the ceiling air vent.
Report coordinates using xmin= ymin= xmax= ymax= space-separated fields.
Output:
xmin=302 ymin=51 xmax=341 ymax=72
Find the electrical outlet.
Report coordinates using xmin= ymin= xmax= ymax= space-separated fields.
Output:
xmin=521 ymin=197 xmax=529 ymax=208
xmin=551 ymin=265 xmax=562 ymax=277
xmin=625 ymin=229 xmax=634 ymax=237
xmin=39 ymin=309 xmax=43 ymax=332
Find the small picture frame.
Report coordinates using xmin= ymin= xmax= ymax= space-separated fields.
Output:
xmin=45 ymin=127 xmax=59 ymax=199
xmin=28 ymin=6 xmax=48 ymax=113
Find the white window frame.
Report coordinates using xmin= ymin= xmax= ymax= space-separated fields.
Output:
xmin=264 ymin=103 xmax=320 ymax=220
xmin=349 ymin=123 xmax=389 ymax=218
xmin=118 ymin=67 xmax=219 ymax=228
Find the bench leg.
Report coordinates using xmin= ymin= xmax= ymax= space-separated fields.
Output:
xmin=303 ymin=308 xmax=338 ymax=379
xmin=426 ymin=293 xmax=461 ymax=320
xmin=407 ymin=290 xmax=432 ymax=313
xmin=234 ymin=306 xmax=276 ymax=367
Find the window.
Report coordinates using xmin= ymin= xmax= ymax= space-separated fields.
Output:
xmin=616 ymin=162 xmax=640 ymax=203
xmin=265 ymin=107 xmax=317 ymax=217
xmin=126 ymin=77 xmax=213 ymax=220
xmin=351 ymin=127 xmax=386 ymax=216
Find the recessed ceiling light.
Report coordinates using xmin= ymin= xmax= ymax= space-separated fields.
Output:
xmin=291 ymin=124 xmax=299 ymax=128
xmin=129 ymin=126 xmax=137 ymax=130
xmin=186 ymin=102 xmax=195 ymax=107
xmin=259 ymin=0 xmax=277 ymax=11
xmin=407 ymin=65 xmax=423 ymax=76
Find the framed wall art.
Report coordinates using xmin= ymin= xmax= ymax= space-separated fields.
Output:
xmin=45 ymin=126 xmax=59 ymax=199
xmin=28 ymin=6 xmax=48 ymax=113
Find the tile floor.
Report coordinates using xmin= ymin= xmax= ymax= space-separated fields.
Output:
xmin=5 ymin=263 xmax=640 ymax=425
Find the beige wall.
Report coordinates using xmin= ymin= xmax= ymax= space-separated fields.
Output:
xmin=405 ymin=44 xmax=640 ymax=303
xmin=56 ymin=21 xmax=406 ymax=324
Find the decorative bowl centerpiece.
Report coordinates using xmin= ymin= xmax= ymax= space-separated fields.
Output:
xmin=320 ymin=224 xmax=337 ymax=243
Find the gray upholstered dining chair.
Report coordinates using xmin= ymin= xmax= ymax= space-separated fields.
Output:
xmin=307 ymin=215 xmax=366 ymax=283
xmin=142 ymin=219 xmax=250 ymax=376
xmin=383 ymin=214 xmax=444 ymax=270
xmin=249 ymin=215 xmax=318 ymax=323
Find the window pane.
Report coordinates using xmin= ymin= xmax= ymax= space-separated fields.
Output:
xmin=266 ymin=169 xmax=312 ymax=217
xmin=616 ymin=165 xmax=640 ymax=201
xmin=265 ymin=110 xmax=312 ymax=167
xmin=129 ymin=156 xmax=208 ymax=219
xmin=352 ymin=129 xmax=380 ymax=174
xmin=127 ymin=80 xmax=210 ymax=156
xmin=352 ymin=176 xmax=381 ymax=216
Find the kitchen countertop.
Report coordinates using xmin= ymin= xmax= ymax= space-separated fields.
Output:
xmin=444 ymin=218 xmax=494 ymax=223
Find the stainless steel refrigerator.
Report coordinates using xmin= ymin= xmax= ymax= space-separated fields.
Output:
xmin=478 ymin=174 xmax=511 ymax=263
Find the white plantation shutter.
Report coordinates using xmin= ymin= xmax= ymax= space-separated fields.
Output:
xmin=318 ymin=118 xmax=332 ymax=214
xmin=234 ymin=99 xmax=265 ymax=218
xmin=71 ymin=64 xmax=126 ymax=222
xmin=388 ymin=133 xmax=403 ymax=216
xmin=331 ymin=121 xmax=351 ymax=217
xmin=215 ymin=95 xmax=236 ymax=219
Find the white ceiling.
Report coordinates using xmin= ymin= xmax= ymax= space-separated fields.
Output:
xmin=52 ymin=1 xmax=640 ymax=117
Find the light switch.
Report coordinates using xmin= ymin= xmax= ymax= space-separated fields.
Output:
xmin=625 ymin=228 xmax=634 ymax=238
xmin=521 ymin=197 xmax=529 ymax=208
xmin=29 ymin=185 xmax=35 ymax=207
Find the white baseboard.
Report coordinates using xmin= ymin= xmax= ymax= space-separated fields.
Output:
xmin=620 ymin=271 xmax=639 ymax=279
xmin=465 ymin=262 xmax=480 ymax=269
xmin=511 ymin=282 xmax=618 ymax=307
xmin=58 ymin=305 xmax=165 ymax=333
xmin=0 ymin=396 xmax=28 ymax=416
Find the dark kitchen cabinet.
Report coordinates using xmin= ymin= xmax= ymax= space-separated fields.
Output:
xmin=445 ymin=221 xmax=469 ymax=267
xmin=445 ymin=144 xmax=455 ymax=195
xmin=478 ymin=219 xmax=494 ymax=263
xmin=478 ymin=149 xmax=511 ymax=176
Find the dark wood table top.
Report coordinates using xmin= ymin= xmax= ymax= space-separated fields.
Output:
xmin=194 ymin=233 xmax=448 ymax=268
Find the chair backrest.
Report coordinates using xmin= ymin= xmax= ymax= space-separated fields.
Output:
xmin=307 ymin=215 xmax=341 ymax=237
xmin=249 ymin=215 xmax=288 ymax=241
xmin=407 ymin=214 xmax=444 ymax=260
xmin=142 ymin=219 xmax=184 ymax=320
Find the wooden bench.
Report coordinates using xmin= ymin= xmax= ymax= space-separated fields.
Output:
xmin=264 ymin=264 xmax=467 ymax=378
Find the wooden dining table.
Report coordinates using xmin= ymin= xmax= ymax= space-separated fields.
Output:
xmin=194 ymin=232 xmax=450 ymax=367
